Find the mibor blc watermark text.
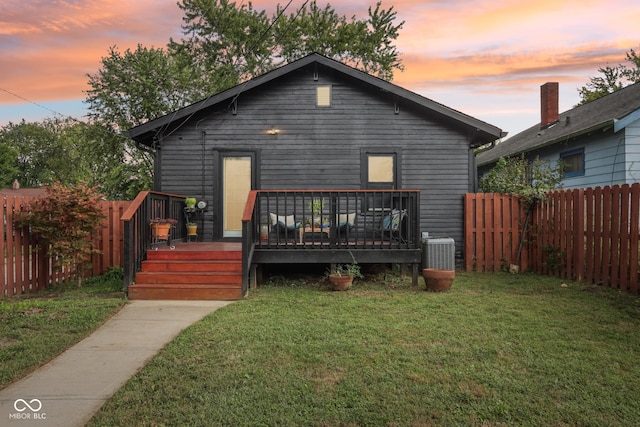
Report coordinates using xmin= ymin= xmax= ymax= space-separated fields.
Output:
xmin=9 ymin=398 xmax=46 ymax=420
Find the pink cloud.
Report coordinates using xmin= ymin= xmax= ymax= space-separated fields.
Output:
xmin=1 ymin=0 xmax=183 ymax=105
xmin=1 ymin=0 xmax=638 ymax=132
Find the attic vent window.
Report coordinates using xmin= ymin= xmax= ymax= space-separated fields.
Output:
xmin=316 ymin=86 xmax=331 ymax=107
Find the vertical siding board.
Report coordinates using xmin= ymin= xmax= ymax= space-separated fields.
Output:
xmin=1 ymin=197 xmax=7 ymax=297
xmin=519 ymin=197 xmax=529 ymax=272
xmin=542 ymin=195 xmax=552 ymax=276
xmin=561 ymin=190 xmax=570 ymax=278
xmin=629 ymin=183 xmax=640 ymax=293
xmin=484 ymin=194 xmax=492 ymax=272
xmin=567 ymin=190 xmax=576 ymax=279
xmin=492 ymin=195 xmax=501 ymax=271
xmin=6 ymin=197 xmax=17 ymax=296
xmin=585 ymin=187 xmax=595 ymax=284
xmin=476 ymin=194 xmax=486 ymax=271
xmin=510 ymin=195 xmax=520 ymax=268
xmin=114 ymin=202 xmax=126 ymax=268
xmin=601 ymin=187 xmax=612 ymax=287
xmin=538 ymin=197 xmax=548 ymax=275
xmin=618 ymin=185 xmax=630 ymax=290
xmin=504 ymin=197 xmax=511 ymax=269
xmin=530 ymin=201 xmax=539 ymax=272
xmin=14 ymin=197 xmax=25 ymax=292
xmin=464 ymin=193 xmax=474 ymax=272
xmin=532 ymin=200 xmax=541 ymax=273
xmin=610 ymin=186 xmax=621 ymax=288
xmin=573 ymin=189 xmax=585 ymax=282
xmin=553 ymin=191 xmax=562 ymax=277
xmin=545 ymin=196 xmax=553 ymax=274
xmin=593 ymin=187 xmax=603 ymax=285
xmin=3 ymin=197 xmax=12 ymax=296
xmin=19 ymin=199 xmax=31 ymax=292
xmin=37 ymin=237 xmax=47 ymax=291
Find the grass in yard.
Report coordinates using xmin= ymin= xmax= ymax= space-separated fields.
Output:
xmin=0 ymin=268 xmax=127 ymax=389
xmin=89 ymin=270 xmax=640 ymax=426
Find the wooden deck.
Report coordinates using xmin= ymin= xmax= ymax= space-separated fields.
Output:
xmin=122 ymin=190 xmax=422 ymax=299
xmin=127 ymin=242 xmax=243 ymax=300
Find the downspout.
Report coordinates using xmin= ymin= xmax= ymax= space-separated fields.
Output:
xmin=201 ymin=130 xmax=206 ymax=199
xmin=471 ymin=132 xmax=508 ymax=192
xmin=195 ymin=119 xmax=206 ymax=200
xmin=470 ymin=132 xmax=507 ymax=192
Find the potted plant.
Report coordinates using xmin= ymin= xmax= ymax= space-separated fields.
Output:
xmin=327 ymin=253 xmax=363 ymax=291
xmin=186 ymin=222 xmax=198 ymax=235
xmin=150 ymin=217 xmax=178 ymax=240
xmin=308 ymin=198 xmax=326 ymax=227
xmin=184 ymin=197 xmax=197 ymax=209
xmin=422 ymin=268 xmax=455 ymax=292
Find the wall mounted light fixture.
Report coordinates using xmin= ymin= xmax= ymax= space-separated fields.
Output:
xmin=267 ymin=127 xmax=279 ymax=135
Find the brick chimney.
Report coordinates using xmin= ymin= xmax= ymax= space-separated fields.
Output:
xmin=540 ymin=82 xmax=559 ymax=129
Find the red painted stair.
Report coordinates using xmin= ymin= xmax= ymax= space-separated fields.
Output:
xmin=127 ymin=243 xmax=243 ymax=300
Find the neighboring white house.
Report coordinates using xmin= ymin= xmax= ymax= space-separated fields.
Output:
xmin=477 ymin=81 xmax=640 ymax=189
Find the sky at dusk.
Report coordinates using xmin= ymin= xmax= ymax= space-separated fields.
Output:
xmin=1 ymin=0 xmax=638 ymax=138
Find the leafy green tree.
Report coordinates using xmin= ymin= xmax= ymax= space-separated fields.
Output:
xmin=274 ymin=1 xmax=404 ymax=80
xmin=15 ymin=182 xmax=106 ymax=288
xmin=0 ymin=119 xmax=81 ymax=187
xmin=86 ymin=0 xmax=404 ymax=131
xmin=0 ymin=119 xmax=150 ymax=199
xmin=0 ymin=142 xmax=19 ymax=188
xmin=171 ymin=0 xmax=274 ymax=92
xmin=86 ymin=45 xmax=204 ymax=131
xmin=577 ymin=47 xmax=640 ymax=105
xmin=479 ymin=155 xmax=564 ymax=206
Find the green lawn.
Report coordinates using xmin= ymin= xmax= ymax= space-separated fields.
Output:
xmin=88 ymin=270 xmax=640 ymax=426
xmin=0 ymin=269 xmax=127 ymax=388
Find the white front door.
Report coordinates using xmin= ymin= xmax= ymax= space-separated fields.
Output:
xmin=222 ymin=156 xmax=252 ymax=237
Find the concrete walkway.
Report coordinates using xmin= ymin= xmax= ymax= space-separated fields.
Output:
xmin=0 ymin=300 xmax=232 ymax=427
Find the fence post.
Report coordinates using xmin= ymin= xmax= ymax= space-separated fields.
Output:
xmin=123 ymin=219 xmax=134 ymax=289
xmin=464 ymin=193 xmax=474 ymax=272
xmin=629 ymin=183 xmax=640 ymax=293
xmin=573 ymin=189 xmax=585 ymax=282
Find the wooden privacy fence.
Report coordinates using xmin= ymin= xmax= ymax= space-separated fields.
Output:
xmin=1 ymin=196 xmax=130 ymax=297
xmin=465 ymin=183 xmax=640 ymax=294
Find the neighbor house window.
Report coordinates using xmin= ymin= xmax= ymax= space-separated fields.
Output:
xmin=316 ymin=86 xmax=331 ymax=107
xmin=560 ymin=148 xmax=585 ymax=177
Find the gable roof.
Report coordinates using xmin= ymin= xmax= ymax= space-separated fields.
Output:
xmin=477 ymin=81 xmax=640 ymax=166
xmin=126 ymin=53 xmax=504 ymax=147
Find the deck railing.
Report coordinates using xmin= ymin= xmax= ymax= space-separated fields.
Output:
xmin=121 ymin=191 xmax=187 ymax=288
xmin=242 ymin=190 xmax=421 ymax=291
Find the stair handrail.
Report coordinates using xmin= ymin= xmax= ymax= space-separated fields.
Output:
xmin=241 ymin=190 xmax=259 ymax=295
xmin=122 ymin=190 xmax=188 ymax=289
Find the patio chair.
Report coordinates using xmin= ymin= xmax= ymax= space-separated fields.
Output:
xmin=269 ymin=213 xmax=301 ymax=241
xmin=335 ymin=212 xmax=357 ymax=241
xmin=377 ymin=208 xmax=407 ymax=243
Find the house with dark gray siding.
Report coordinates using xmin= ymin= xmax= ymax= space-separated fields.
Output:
xmin=123 ymin=53 xmax=503 ymax=299
xmin=477 ymin=81 xmax=640 ymax=189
